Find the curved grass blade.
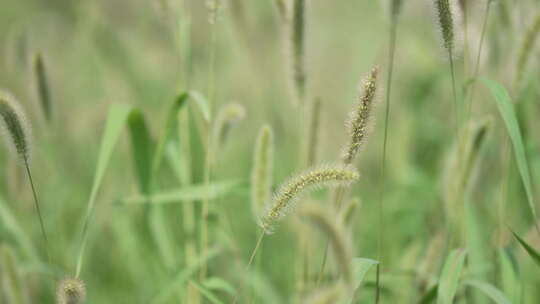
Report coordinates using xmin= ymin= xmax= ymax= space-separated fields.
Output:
xmin=482 ymin=78 xmax=538 ymax=224
xmin=203 ymin=277 xmax=236 ymax=296
xmin=437 ymin=249 xmax=467 ymax=304
xmin=463 ymin=280 xmax=511 ymax=304
xmin=512 ymin=230 xmax=540 ymax=268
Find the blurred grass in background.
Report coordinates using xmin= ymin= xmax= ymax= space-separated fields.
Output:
xmin=1 ymin=0 xmax=540 ymax=303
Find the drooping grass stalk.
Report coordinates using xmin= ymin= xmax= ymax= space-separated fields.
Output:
xmin=56 ymin=278 xmax=86 ymax=304
xmin=234 ymin=165 xmax=359 ymax=302
xmin=376 ymin=1 xmax=402 ymax=302
xmin=200 ymin=0 xmax=221 ymax=283
xmin=0 ymin=93 xmax=49 ymax=263
xmin=33 ymin=52 xmax=52 ymax=123
xmin=316 ymin=67 xmax=378 ymax=286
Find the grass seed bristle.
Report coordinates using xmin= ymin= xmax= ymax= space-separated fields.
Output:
xmin=56 ymin=278 xmax=86 ymax=304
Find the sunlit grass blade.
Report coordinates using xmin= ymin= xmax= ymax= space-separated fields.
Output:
xmin=463 ymin=280 xmax=511 ymax=304
xmin=75 ymin=103 xmax=133 ymax=277
xmin=437 ymin=249 xmax=467 ymax=304
xmin=117 ymin=180 xmax=243 ymax=205
xmin=482 ymin=78 xmax=539 ymax=228
xmin=512 ymin=230 xmax=540 ymax=268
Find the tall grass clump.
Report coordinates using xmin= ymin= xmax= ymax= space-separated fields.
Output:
xmin=56 ymin=278 xmax=86 ymax=304
xmin=0 ymin=91 xmax=48 ymax=259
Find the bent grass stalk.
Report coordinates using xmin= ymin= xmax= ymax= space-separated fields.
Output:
xmin=0 ymin=93 xmax=49 ymax=263
xmin=233 ymin=166 xmax=359 ymax=303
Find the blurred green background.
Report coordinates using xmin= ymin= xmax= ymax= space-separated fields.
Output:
xmin=2 ymin=0 xmax=540 ymax=303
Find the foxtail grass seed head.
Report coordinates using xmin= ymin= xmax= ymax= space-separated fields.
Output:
xmin=305 ymin=98 xmax=322 ymax=167
xmin=432 ymin=0 xmax=462 ymax=56
xmin=34 ymin=52 xmax=52 ymax=122
xmin=0 ymin=91 xmax=32 ymax=163
xmin=251 ymin=125 xmax=274 ymax=222
xmin=287 ymin=0 xmax=307 ymax=106
xmin=261 ymin=165 xmax=359 ymax=234
xmin=206 ymin=0 xmax=223 ymax=25
xmin=515 ymin=11 xmax=540 ymax=88
xmin=56 ymin=278 xmax=86 ymax=304
xmin=274 ymin=0 xmax=287 ymax=21
xmin=301 ymin=205 xmax=353 ymax=284
xmin=342 ymin=67 xmax=379 ymax=164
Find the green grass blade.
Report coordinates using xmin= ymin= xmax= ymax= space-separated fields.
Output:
xmin=150 ymin=92 xmax=189 ymax=179
xmin=463 ymin=280 xmax=512 ymax=304
xmin=0 ymin=197 xmax=38 ymax=262
xmin=127 ymin=109 xmax=154 ymax=194
xmin=189 ymin=280 xmax=225 ymax=304
xmin=203 ymin=277 xmax=237 ymax=296
xmin=437 ymin=249 xmax=467 ymax=304
xmin=419 ymin=285 xmax=438 ymax=304
xmin=498 ymin=249 xmax=521 ymax=304
xmin=117 ymin=180 xmax=243 ymax=205
xmin=75 ymin=103 xmax=133 ymax=277
xmin=0 ymin=244 xmax=29 ymax=304
xmin=512 ymin=230 xmax=540 ymax=268
xmin=482 ymin=78 xmax=538 ymax=222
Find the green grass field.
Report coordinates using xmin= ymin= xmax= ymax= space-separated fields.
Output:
xmin=2 ymin=0 xmax=540 ymax=303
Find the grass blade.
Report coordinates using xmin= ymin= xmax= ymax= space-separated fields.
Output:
xmin=437 ymin=249 xmax=467 ymax=304
xmin=117 ymin=180 xmax=243 ymax=205
xmin=75 ymin=103 xmax=133 ymax=277
xmin=512 ymin=230 xmax=540 ymax=268
xmin=463 ymin=280 xmax=511 ymax=304
xmin=127 ymin=109 xmax=154 ymax=194
xmin=482 ymin=78 xmax=538 ymax=224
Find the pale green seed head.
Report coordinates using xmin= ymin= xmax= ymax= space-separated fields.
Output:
xmin=0 ymin=91 xmax=31 ymax=163
xmin=56 ymin=278 xmax=86 ymax=304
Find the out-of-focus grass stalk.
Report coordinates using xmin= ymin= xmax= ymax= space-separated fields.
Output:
xmin=200 ymin=0 xmax=220 ymax=284
xmin=376 ymin=1 xmax=402 ymax=302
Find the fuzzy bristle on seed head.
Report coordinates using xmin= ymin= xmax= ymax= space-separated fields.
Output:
xmin=261 ymin=165 xmax=359 ymax=234
xmin=0 ymin=91 xmax=32 ymax=163
xmin=342 ymin=67 xmax=379 ymax=164
xmin=56 ymin=278 xmax=86 ymax=304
